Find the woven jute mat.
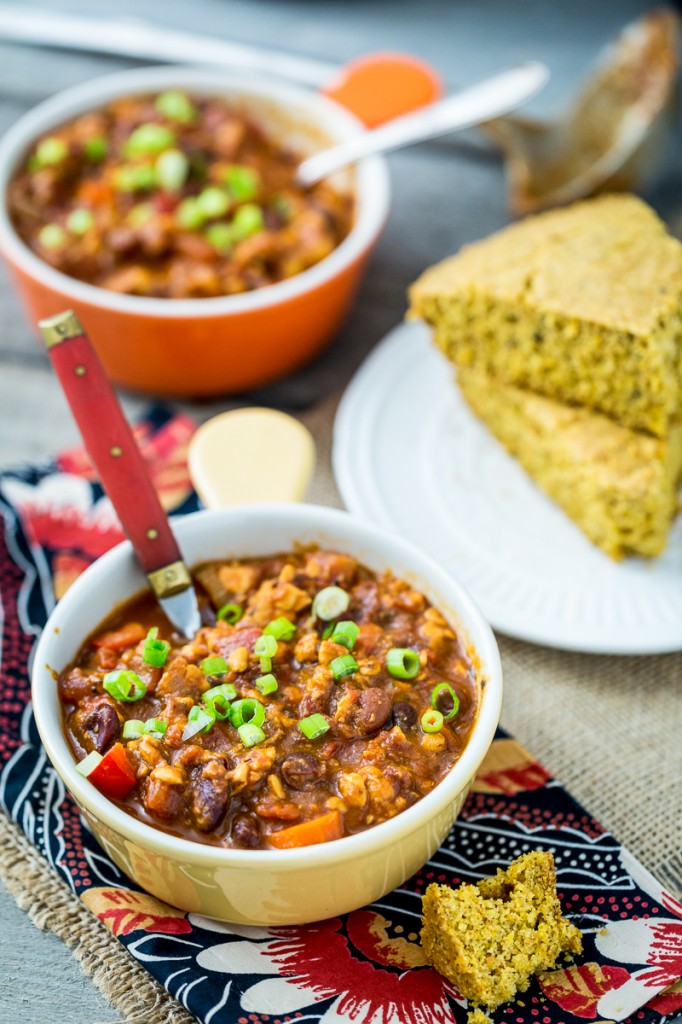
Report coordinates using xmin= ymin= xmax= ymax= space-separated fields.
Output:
xmin=1 ymin=395 xmax=680 ymax=1023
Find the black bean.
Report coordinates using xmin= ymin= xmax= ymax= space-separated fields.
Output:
xmin=81 ymin=703 xmax=120 ymax=753
xmin=391 ymin=701 xmax=418 ymax=732
xmin=189 ymin=760 xmax=230 ymax=833
xmin=280 ymin=752 xmax=324 ymax=790
xmin=231 ymin=813 xmax=261 ymax=848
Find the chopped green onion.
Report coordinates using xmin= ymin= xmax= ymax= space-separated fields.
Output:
xmin=202 ymin=656 xmax=228 ymax=677
xmin=255 ymin=673 xmax=278 ymax=696
xmin=204 ymin=682 xmax=237 ymax=719
xmin=298 ymin=713 xmax=330 ymax=740
xmin=205 ymin=222 xmax=233 ymax=254
xmin=182 ymin=704 xmax=216 ymax=742
xmin=330 ymin=654 xmax=358 ymax=680
xmin=34 ymin=136 xmax=68 ymax=168
xmin=430 ymin=682 xmax=460 ymax=721
xmin=175 ymin=196 xmax=205 ymax=229
xmin=142 ymin=626 xmax=170 ymax=668
xmin=155 ymin=90 xmax=197 ymax=123
xmin=260 ymin=657 xmax=272 ymax=673
xmin=66 ymin=208 xmax=94 ymax=235
xmin=155 ymin=148 xmax=189 ymax=192
xmin=122 ymin=719 xmax=144 ymax=739
xmin=331 ymin=620 xmax=359 ymax=650
xmin=38 ymin=223 xmax=66 ymax=249
xmin=144 ymin=717 xmax=167 ymax=737
xmin=386 ymin=648 xmax=420 ymax=680
xmin=124 ymin=123 xmax=176 ymax=157
xmin=238 ymin=722 xmax=265 ymax=747
xmin=254 ymin=635 xmax=278 ymax=658
xmin=421 ymin=708 xmax=444 ymax=734
xmin=230 ymin=202 xmax=264 ymax=241
xmin=196 ymin=186 xmax=230 ymax=219
xmin=217 ymin=603 xmax=243 ymax=624
xmin=103 ymin=670 xmax=147 ymax=702
xmin=223 ymin=164 xmax=260 ymax=201
xmin=312 ymin=586 xmax=350 ymax=621
xmin=126 ymin=202 xmax=155 ymax=227
xmin=229 ymin=698 xmax=265 ymax=729
xmin=114 ymin=163 xmax=156 ymax=192
xmin=263 ymin=616 xmax=296 ymax=642
xmin=84 ymin=136 xmax=107 ymax=162
xmin=75 ymin=750 xmax=102 ymax=777
xmin=322 ymin=623 xmax=334 ymax=640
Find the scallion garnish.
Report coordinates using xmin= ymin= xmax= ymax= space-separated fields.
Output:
xmin=263 ymin=616 xmax=296 ymax=642
xmin=142 ymin=627 xmax=170 ymax=668
xmin=298 ymin=713 xmax=330 ymax=740
xmin=223 ymin=164 xmax=260 ymax=201
xmin=312 ymin=586 xmax=350 ymax=621
xmin=182 ymin=704 xmax=216 ymax=742
xmin=421 ymin=708 xmax=444 ymax=734
xmin=254 ymin=635 xmax=277 ymax=657
xmin=202 ymin=656 xmax=228 ymax=677
xmin=255 ymin=673 xmax=278 ymax=696
xmin=38 ymin=223 xmax=66 ymax=249
xmin=386 ymin=648 xmax=420 ymax=680
xmin=114 ymin=163 xmax=156 ymax=193
xmin=144 ymin=717 xmax=167 ymax=737
xmin=155 ymin=148 xmax=189 ymax=192
xmin=175 ymin=196 xmax=205 ymax=229
xmin=230 ymin=202 xmax=264 ymax=241
xmin=330 ymin=654 xmax=358 ymax=680
xmin=205 ymin=222 xmax=233 ymax=254
xmin=34 ymin=136 xmax=68 ymax=168
xmin=430 ymin=682 xmax=460 ymax=721
xmin=66 ymin=208 xmax=94 ymax=235
xmin=229 ymin=698 xmax=266 ymax=729
xmin=330 ymin=620 xmax=359 ymax=650
xmin=196 ymin=186 xmax=230 ymax=219
xmin=122 ymin=718 xmax=144 ymax=740
xmin=75 ymin=750 xmax=102 ymax=777
xmin=155 ymin=90 xmax=197 ymax=123
xmin=103 ymin=670 xmax=147 ymax=703
xmin=238 ymin=722 xmax=266 ymax=747
xmin=217 ymin=603 xmax=243 ymax=624
xmin=84 ymin=136 xmax=107 ymax=162
xmin=124 ymin=123 xmax=176 ymax=157
xmin=322 ymin=623 xmax=334 ymax=639
xmin=204 ymin=682 xmax=237 ymax=719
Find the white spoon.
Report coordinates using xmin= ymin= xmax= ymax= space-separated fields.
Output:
xmin=296 ymin=61 xmax=549 ymax=186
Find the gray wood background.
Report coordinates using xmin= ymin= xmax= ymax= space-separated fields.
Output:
xmin=0 ymin=1 xmax=678 ymax=1021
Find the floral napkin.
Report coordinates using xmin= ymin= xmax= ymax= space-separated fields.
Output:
xmin=0 ymin=406 xmax=680 ymax=1024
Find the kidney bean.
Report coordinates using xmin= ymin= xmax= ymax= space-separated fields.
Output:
xmin=391 ymin=701 xmax=418 ymax=732
xmin=280 ymin=753 xmax=325 ymax=790
xmin=189 ymin=760 xmax=230 ymax=833
xmin=231 ymin=813 xmax=261 ymax=848
xmin=355 ymin=688 xmax=392 ymax=735
xmin=80 ymin=702 xmax=120 ymax=753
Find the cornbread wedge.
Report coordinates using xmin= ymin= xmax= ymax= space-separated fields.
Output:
xmin=421 ymin=851 xmax=582 ymax=1014
xmin=456 ymin=365 xmax=682 ymax=559
xmin=409 ymin=195 xmax=682 ymax=436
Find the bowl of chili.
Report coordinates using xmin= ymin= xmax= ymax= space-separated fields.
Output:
xmin=0 ymin=67 xmax=390 ymax=396
xmin=32 ymin=504 xmax=502 ymax=926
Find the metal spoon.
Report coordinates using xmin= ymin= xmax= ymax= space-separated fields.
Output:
xmin=296 ymin=62 xmax=549 ymax=186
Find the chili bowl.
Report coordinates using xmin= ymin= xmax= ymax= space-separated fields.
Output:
xmin=0 ymin=66 xmax=390 ymax=396
xmin=32 ymin=504 xmax=502 ymax=926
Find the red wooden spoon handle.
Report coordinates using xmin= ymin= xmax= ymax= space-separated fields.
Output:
xmin=39 ymin=311 xmax=184 ymax=581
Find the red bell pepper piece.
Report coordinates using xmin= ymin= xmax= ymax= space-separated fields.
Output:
xmin=91 ymin=622 xmax=146 ymax=651
xmin=87 ymin=742 xmax=137 ymax=800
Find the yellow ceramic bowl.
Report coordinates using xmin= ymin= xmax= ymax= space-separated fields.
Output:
xmin=32 ymin=504 xmax=502 ymax=925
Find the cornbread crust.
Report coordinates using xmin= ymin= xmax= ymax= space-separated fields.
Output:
xmin=421 ymin=851 xmax=582 ymax=1012
xmin=457 ymin=365 xmax=682 ymax=559
xmin=409 ymin=195 xmax=682 ymax=436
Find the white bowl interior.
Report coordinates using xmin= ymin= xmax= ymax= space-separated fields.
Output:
xmin=32 ymin=504 xmax=502 ymax=868
xmin=0 ymin=66 xmax=390 ymax=316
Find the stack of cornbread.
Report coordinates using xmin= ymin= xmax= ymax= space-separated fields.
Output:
xmin=409 ymin=194 xmax=682 ymax=559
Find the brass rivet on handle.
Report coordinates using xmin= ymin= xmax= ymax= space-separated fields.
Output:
xmin=147 ymin=528 xmax=159 ymax=540
xmin=110 ymin=446 xmax=122 ymax=457
xmin=74 ymin=365 xmax=87 ymax=377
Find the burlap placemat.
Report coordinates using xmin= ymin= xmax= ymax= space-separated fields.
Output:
xmin=0 ymin=393 xmax=680 ymax=1023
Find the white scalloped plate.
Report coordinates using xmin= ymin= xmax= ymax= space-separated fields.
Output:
xmin=333 ymin=321 xmax=682 ymax=654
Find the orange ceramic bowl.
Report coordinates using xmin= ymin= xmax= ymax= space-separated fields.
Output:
xmin=0 ymin=67 xmax=390 ymax=396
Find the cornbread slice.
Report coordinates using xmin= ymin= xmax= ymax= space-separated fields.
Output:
xmin=457 ymin=365 xmax=682 ymax=559
xmin=409 ymin=195 xmax=682 ymax=436
xmin=421 ymin=851 xmax=582 ymax=1013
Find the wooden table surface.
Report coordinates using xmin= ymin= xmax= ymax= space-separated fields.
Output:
xmin=0 ymin=1 xmax=678 ymax=1021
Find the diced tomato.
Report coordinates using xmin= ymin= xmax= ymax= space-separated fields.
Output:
xmin=87 ymin=742 xmax=137 ymax=800
xmin=267 ymin=809 xmax=344 ymax=849
xmin=91 ymin=622 xmax=146 ymax=651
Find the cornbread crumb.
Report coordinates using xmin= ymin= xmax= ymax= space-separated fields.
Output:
xmin=457 ymin=365 xmax=682 ymax=559
xmin=409 ymin=194 xmax=682 ymax=436
xmin=468 ymin=1009 xmax=493 ymax=1024
xmin=421 ymin=851 xmax=582 ymax=1012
